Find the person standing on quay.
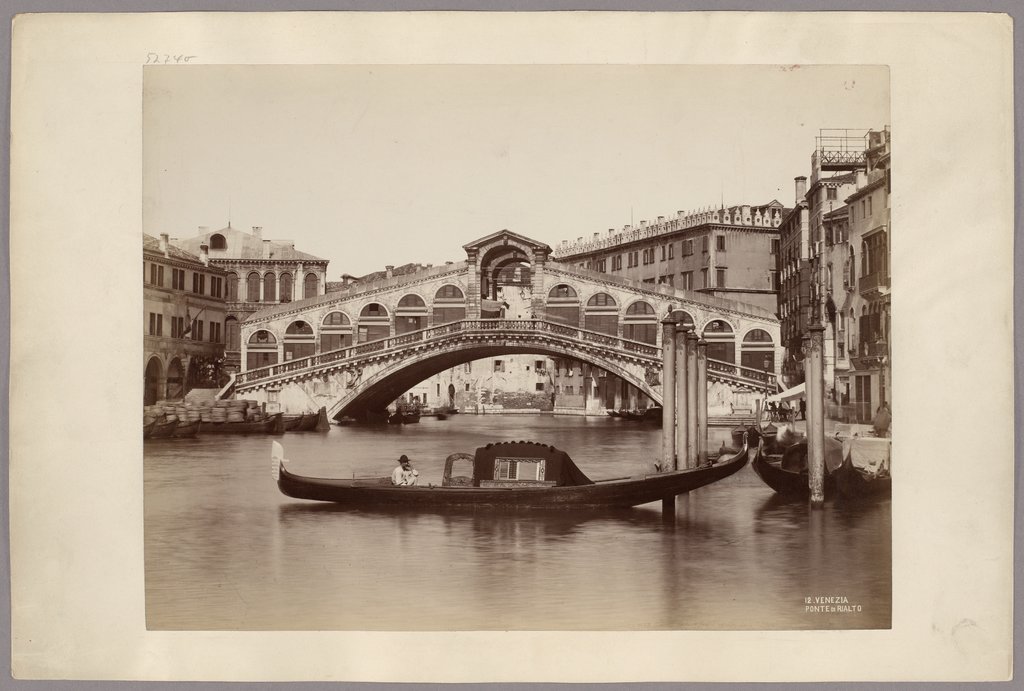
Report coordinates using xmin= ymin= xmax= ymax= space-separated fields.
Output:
xmin=799 ymin=398 xmax=806 ymax=421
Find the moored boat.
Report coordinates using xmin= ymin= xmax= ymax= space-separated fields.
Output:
xmin=143 ymin=419 xmax=156 ymax=439
xmin=170 ymin=420 xmax=200 ymax=438
xmin=147 ymin=419 xmax=179 ymax=440
xmin=283 ymin=412 xmax=320 ymax=432
xmin=272 ymin=437 xmax=749 ymax=510
xmin=750 ymin=437 xmax=842 ymax=497
xmin=201 ymin=412 xmax=284 ymax=435
xmin=833 ymin=437 xmax=891 ymax=499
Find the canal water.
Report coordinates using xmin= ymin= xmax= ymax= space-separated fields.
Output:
xmin=144 ymin=414 xmax=891 ymax=631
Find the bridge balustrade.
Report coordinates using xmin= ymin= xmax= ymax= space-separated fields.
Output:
xmin=234 ymin=317 xmax=777 ymax=391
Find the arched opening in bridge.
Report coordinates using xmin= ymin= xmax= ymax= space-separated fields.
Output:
xmin=741 ymin=328 xmax=775 ymax=373
xmin=703 ymin=319 xmax=735 ymax=363
xmin=144 ymin=356 xmax=162 ymax=406
xmin=284 ymin=321 xmax=315 ymax=360
xmin=358 ymin=303 xmax=390 ymax=342
xmin=321 ymin=311 xmax=353 ymax=352
xmin=478 ymin=243 xmax=533 ymax=319
xmin=247 ymin=330 xmax=278 ymax=369
xmin=623 ymin=300 xmax=657 ymax=344
xmin=547 ymin=284 xmax=579 ymax=326
xmin=395 ymin=294 xmax=428 ymax=334
xmin=584 ymin=292 xmax=618 ymax=335
xmin=166 ymin=357 xmax=184 ymax=400
xmin=432 ymin=285 xmax=466 ymax=325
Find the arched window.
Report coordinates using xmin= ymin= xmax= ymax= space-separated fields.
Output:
xmin=741 ymin=328 xmax=775 ymax=372
xmin=396 ymin=294 xmax=428 ymax=335
xmin=209 ymin=234 xmax=227 ymax=250
xmin=546 ymin=284 xmax=580 ymax=326
xmin=279 ymin=273 xmax=292 ymax=303
xmin=703 ymin=319 xmax=736 ymax=364
xmin=263 ymin=272 xmax=276 ymax=303
xmin=246 ymin=272 xmax=261 ymax=302
xmin=321 ymin=312 xmax=353 ymax=352
xmin=358 ymin=303 xmax=390 ymax=342
xmin=246 ymin=330 xmax=278 ymax=370
xmin=624 ymin=300 xmax=657 ymax=344
xmin=283 ymin=321 xmax=315 ymax=361
xmin=225 ymin=273 xmax=238 ymax=301
xmin=303 ymin=272 xmax=319 ymax=299
xmin=584 ymin=293 xmax=618 ymax=335
xmin=433 ymin=285 xmax=466 ymax=325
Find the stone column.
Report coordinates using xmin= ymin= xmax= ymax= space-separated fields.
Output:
xmin=661 ymin=316 xmax=678 ymax=470
xmin=466 ymin=250 xmax=481 ymax=319
xmin=675 ymin=323 xmax=690 ymax=469
xmin=531 ymin=249 xmax=547 ymax=320
xmin=805 ymin=323 xmax=826 ymax=507
xmin=686 ymin=329 xmax=699 ymax=468
xmin=697 ymin=338 xmax=708 ymax=464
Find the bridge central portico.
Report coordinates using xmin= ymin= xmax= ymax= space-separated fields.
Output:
xmin=234 ymin=230 xmax=781 ymax=417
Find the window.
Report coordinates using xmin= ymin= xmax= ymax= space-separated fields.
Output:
xmin=304 ymin=273 xmax=319 ymax=299
xmin=668 ymin=243 xmax=674 ymax=259
xmin=716 ymin=268 xmax=726 ymax=287
xmin=435 ymin=284 xmax=464 ymax=299
xmin=612 ymin=255 xmax=622 ymax=271
xmin=683 ymin=239 xmax=694 ymax=256
xmin=210 ymin=276 xmax=222 ymax=298
xmin=148 ymin=313 xmax=163 ymax=336
xmin=279 ymin=273 xmax=292 ymax=303
xmin=263 ymin=273 xmax=276 ymax=302
xmin=193 ymin=320 xmax=204 ymax=341
xmin=172 ymin=268 xmax=185 ymax=290
xmin=861 ymin=199 xmax=866 ymax=218
xmin=771 ymin=238 xmax=780 ymax=255
xmin=493 ymin=360 xmax=505 ymax=372
xmin=680 ymin=271 xmax=693 ymax=290
xmin=226 ymin=273 xmax=238 ymax=301
xmin=716 ymin=235 xmax=726 ymax=251
xmin=535 ymin=383 xmax=545 ymax=392
xmin=247 ymin=272 xmax=260 ymax=302
xmin=827 ymin=187 xmax=837 ymax=200
xmin=535 ymin=360 xmax=545 ymax=370
xmin=209 ymin=233 xmax=227 ymax=250
xmin=770 ymin=270 xmax=780 ymax=291
xmin=660 ymin=245 xmax=666 ymax=261
xmin=564 ymin=385 xmax=574 ymax=396
xmin=701 ymin=268 xmax=709 ymax=288
xmin=464 ymin=362 xmax=472 ymax=373
xmin=659 ymin=274 xmax=674 ymax=286
xmin=192 ymin=272 xmax=206 ymax=294
xmin=867 ymin=195 xmax=873 ymax=216
xmin=495 ymin=458 xmax=545 ymax=482
xmin=702 ymin=236 xmax=709 ymax=253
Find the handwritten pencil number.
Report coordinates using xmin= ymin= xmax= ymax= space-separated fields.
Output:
xmin=146 ymin=53 xmax=198 ymax=64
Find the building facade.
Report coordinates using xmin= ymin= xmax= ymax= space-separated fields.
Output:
xmin=777 ymin=179 xmax=812 ymax=387
xmin=553 ymin=202 xmax=786 ymax=313
xmin=143 ymin=233 xmax=228 ymax=404
xmin=174 ymin=224 xmax=330 ymax=372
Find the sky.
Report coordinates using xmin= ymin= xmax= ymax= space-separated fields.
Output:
xmin=143 ymin=64 xmax=889 ymax=278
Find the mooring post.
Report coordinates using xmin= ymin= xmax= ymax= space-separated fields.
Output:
xmin=805 ymin=323 xmax=826 ymax=507
xmin=660 ymin=315 xmax=678 ymax=470
xmin=675 ymin=323 xmax=691 ymax=469
xmin=685 ymin=330 xmax=699 ymax=469
xmin=696 ymin=338 xmax=708 ymax=464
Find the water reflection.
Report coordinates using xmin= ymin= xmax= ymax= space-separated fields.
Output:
xmin=145 ymin=415 xmax=890 ymax=630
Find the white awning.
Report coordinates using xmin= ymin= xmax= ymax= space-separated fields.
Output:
xmin=764 ymin=382 xmax=806 ymax=404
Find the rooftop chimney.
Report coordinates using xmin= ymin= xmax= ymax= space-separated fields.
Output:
xmin=593 ymin=232 xmax=599 ymax=240
xmin=159 ymin=233 xmax=169 ymax=257
xmin=657 ymin=216 xmax=665 ymax=223
xmin=795 ymin=176 xmax=808 ymax=203
xmin=199 ymin=243 xmax=209 ymax=266
xmin=640 ymin=220 xmax=647 ymax=228
xmin=385 ymin=265 xmax=394 ymax=279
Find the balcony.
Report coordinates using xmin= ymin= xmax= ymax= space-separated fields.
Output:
xmin=858 ymin=271 xmax=890 ymax=297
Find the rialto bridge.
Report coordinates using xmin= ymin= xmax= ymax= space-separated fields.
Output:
xmin=228 ymin=230 xmax=782 ymax=419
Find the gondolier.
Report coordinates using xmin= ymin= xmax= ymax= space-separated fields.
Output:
xmin=391 ymin=455 xmax=419 ymax=486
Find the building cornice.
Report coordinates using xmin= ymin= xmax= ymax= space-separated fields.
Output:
xmin=143 ymin=249 xmax=228 ymax=275
xmin=556 ymin=222 xmax=780 ymax=261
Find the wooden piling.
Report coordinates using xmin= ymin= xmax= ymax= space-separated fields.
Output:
xmin=675 ymin=323 xmax=690 ymax=469
xmin=696 ymin=338 xmax=708 ymax=465
xmin=685 ymin=330 xmax=699 ymax=469
xmin=315 ymin=406 xmax=330 ymax=432
xmin=805 ymin=323 xmax=826 ymax=507
xmin=661 ymin=317 xmax=678 ymax=470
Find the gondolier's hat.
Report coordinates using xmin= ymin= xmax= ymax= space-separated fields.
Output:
xmin=398 ymin=454 xmax=411 ymax=464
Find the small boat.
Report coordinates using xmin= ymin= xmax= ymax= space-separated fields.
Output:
xmin=833 ymin=437 xmax=891 ymax=499
xmin=143 ymin=419 xmax=156 ymax=439
xmin=271 ymin=437 xmax=749 ymax=510
xmin=606 ymin=409 xmax=623 ymax=418
xmin=388 ymin=406 xmax=421 ymax=425
xmin=147 ymin=419 xmax=179 ymax=440
xmin=170 ymin=420 xmax=200 ymax=438
xmin=201 ymin=412 xmax=284 ymax=435
xmin=751 ymin=437 xmax=842 ymax=497
xmin=283 ymin=412 xmax=320 ymax=432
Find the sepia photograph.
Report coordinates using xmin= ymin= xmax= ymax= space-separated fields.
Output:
xmin=141 ymin=64 xmax=891 ymax=631
xmin=9 ymin=10 xmax=1014 ymax=683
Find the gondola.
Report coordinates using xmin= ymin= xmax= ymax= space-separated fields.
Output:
xmin=143 ymin=419 xmax=156 ymax=439
xmin=751 ymin=437 xmax=842 ymax=497
xmin=201 ymin=412 xmax=284 ymax=435
xmin=170 ymin=420 xmax=200 ymax=438
xmin=833 ymin=437 xmax=891 ymax=499
xmin=271 ymin=437 xmax=749 ymax=510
